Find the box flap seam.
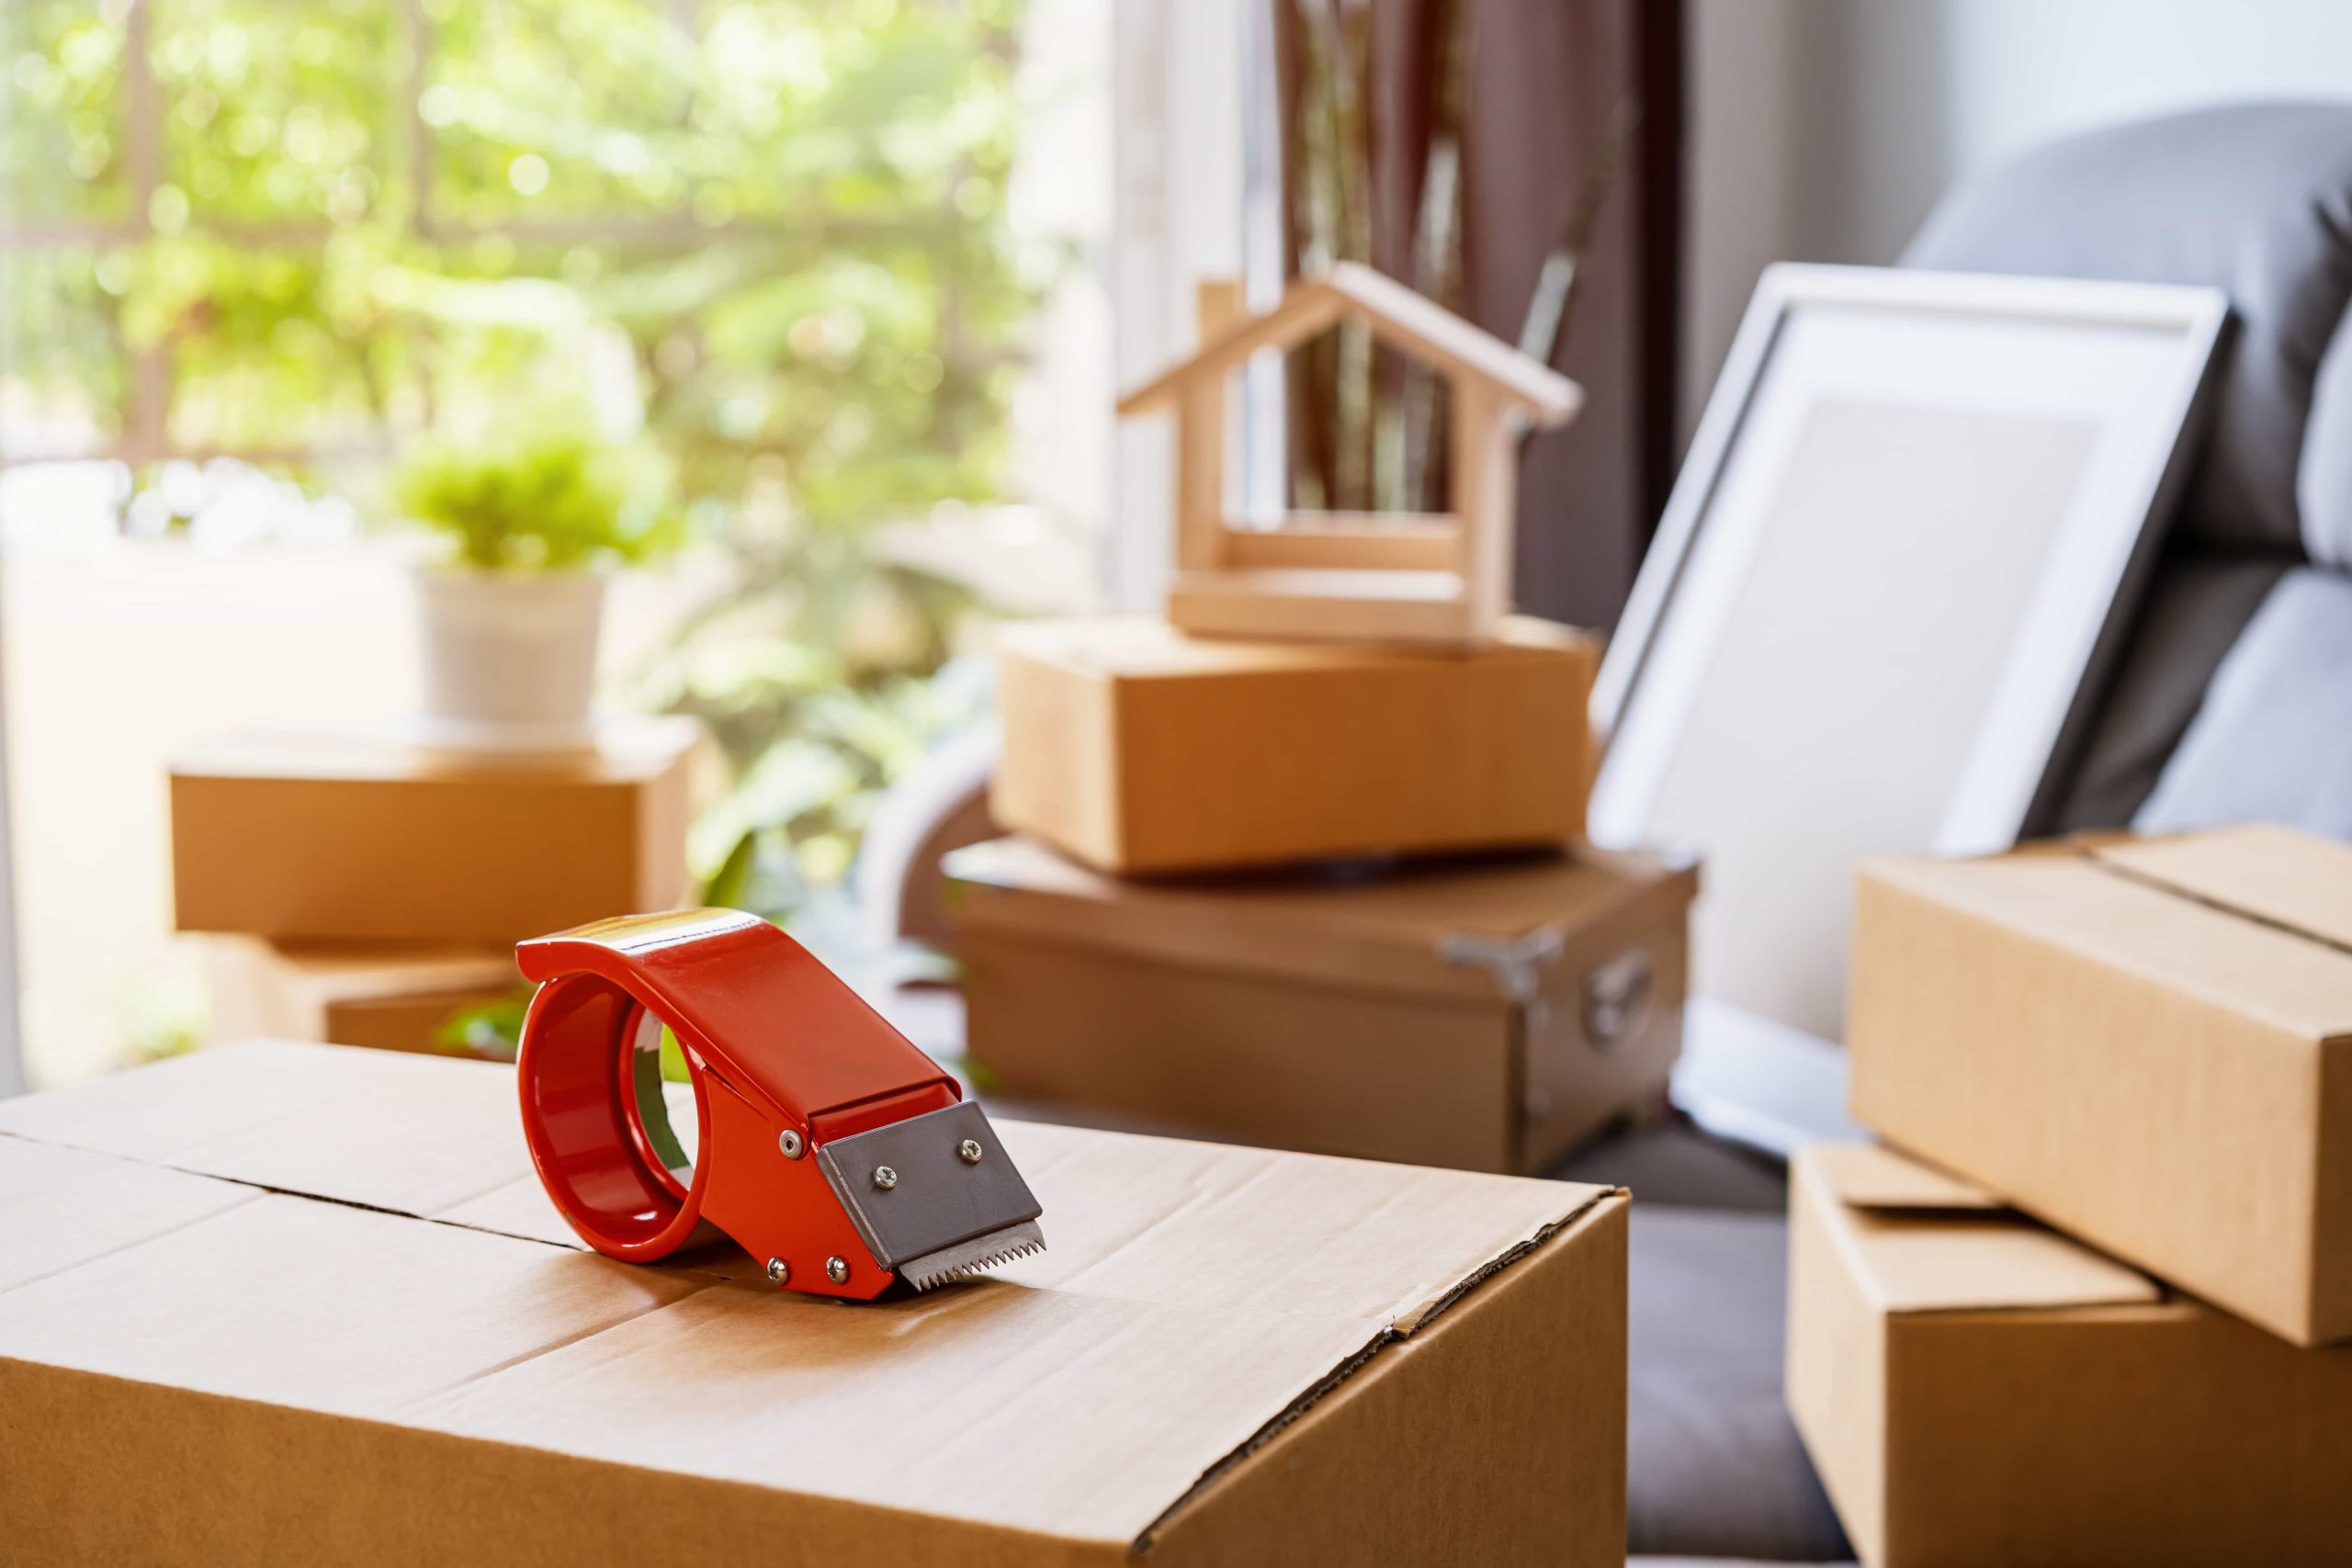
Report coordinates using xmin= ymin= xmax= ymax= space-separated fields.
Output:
xmin=2086 ymin=848 xmax=2352 ymax=964
xmin=0 ymin=1124 xmax=759 ymax=1285
xmin=0 ymin=1140 xmax=270 ymax=1300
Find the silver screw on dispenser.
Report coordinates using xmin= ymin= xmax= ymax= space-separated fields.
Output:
xmin=765 ymin=1258 xmax=791 ymax=1285
xmin=777 ymin=1128 xmax=804 ymax=1159
xmin=872 ymin=1165 xmax=899 ymax=1190
xmin=957 ymin=1138 xmax=984 ymax=1165
xmin=825 ymin=1256 xmax=850 ymax=1284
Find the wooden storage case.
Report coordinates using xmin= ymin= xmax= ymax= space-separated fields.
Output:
xmin=990 ymin=615 xmax=1596 ymax=875
xmin=0 ymin=1042 xmax=1629 ymax=1568
xmin=947 ymin=837 xmax=1695 ymax=1173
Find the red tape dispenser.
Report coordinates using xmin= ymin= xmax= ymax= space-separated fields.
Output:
xmin=514 ymin=908 xmax=1044 ymax=1298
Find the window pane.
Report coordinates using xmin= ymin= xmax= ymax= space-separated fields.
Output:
xmin=0 ymin=247 xmax=127 ymax=459
xmin=690 ymin=0 xmax=1023 ymax=223
xmin=163 ymin=245 xmax=387 ymax=454
xmin=153 ymin=0 xmax=395 ymax=224
xmin=424 ymin=0 xmax=695 ymax=224
xmin=0 ymin=1 xmax=130 ymax=224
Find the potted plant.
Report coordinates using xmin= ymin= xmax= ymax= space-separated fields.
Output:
xmin=390 ymin=411 xmax=679 ymax=749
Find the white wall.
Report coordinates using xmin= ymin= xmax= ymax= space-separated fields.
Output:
xmin=1684 ymin=0 xmax=2352 ymax=439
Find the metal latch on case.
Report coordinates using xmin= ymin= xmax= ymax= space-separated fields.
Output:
xmin=1580 ymin=949 xmax=1655 ymax=1049
xmin=513 ymin=908 xmax=1044 ymax=1300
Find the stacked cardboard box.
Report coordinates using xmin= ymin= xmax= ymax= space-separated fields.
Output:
xmin=963 ymin=270 xmax=1690 ymax=1174
xmin=173 ymin=718 xmax=698 ymax=1055
xmin=0 ymin=1041 xmax=1632 ymax=1566
xmin=1793 ymin=824 xmax=2352 ymax=1566
xmin=965 ymin=613 xmax=1695 ymax=1176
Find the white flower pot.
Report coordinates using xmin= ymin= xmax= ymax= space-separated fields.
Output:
xmin=413 ymin=566 xmax=606 ymax=750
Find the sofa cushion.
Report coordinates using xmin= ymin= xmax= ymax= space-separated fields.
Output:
xmin=2053 ymin=554 xmax=2292 ymax=828
xmin=1905 ymin=102 xmax=2352 ymax=560
xmin=2137 ymin=565 xmax=2352 ymax=836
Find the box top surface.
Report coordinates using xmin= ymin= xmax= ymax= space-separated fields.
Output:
xmin=1868 ymin=826 xmax=2352 ymax=1040
xmin=171 ymin=716 xmax=699 ymax=785
xmin=1798 ymin=1145 xmax=2162 ymax=1316
xmin=229 ymin=938 xmax=523 ymax=1000
xmin=994 ymin=613 xmax=1594 ymax=677
xmin=0 ymin=1042 xmax=1617 ymax=1551
xmin=947 ymin=836 xmax=1695 ymax=1003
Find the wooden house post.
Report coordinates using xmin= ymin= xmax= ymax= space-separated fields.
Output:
xmin=1174 ymin=279 xmax=1243 ymax=576
xmin=1449 ymin=381 xmax=1518 ymax=637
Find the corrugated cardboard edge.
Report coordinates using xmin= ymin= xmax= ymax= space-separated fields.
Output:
xmin=170 ymin=716 xmax=702 ymax=784
xmin=1794 ymin=1146 xmax=2161 ymax=1317
xmin=1806 ymin=1142 xmax=2003 ymax=1212
xmin=1129 ymin=1184 xmax=1623 ymax=1555
xmin=0 ymin=1357 xmax=1122 ymax=1568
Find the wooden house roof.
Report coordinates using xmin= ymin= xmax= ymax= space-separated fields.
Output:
xmin=1117 ymin=261 xmax=1583 ymax=424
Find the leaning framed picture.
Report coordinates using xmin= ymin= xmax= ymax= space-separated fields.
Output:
xmin=1589 ymin=264 xmax=2228 ymax=1039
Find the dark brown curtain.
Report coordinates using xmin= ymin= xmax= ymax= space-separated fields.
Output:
xmin=1272 ymin=0 xmax=1683 ymax=630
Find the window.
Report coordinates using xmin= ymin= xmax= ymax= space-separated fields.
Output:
xmin=0 ymin=0 xmax=1110 ymax=1087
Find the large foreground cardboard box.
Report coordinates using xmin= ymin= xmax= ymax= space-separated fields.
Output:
xmin=947 ymin=837 xmax=1693 ymax=1173
xmin=1786 ymin=1143 xmax=2352 ymax=1568
xmin=171 ymin=718 xmax=697 ymax=946
xmin=1848 ymin=825 xmax=2352 ymax=1345
xmin=992 ymin=615 xmax=1594 ymax=874
xmin=0 ymin=1042 xmax=1627 ymax=1567
xmin=203 ymin=935 xmax=520 ymax=1056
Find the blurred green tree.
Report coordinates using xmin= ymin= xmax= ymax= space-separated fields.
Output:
xmin=1 ymin=0 xmax=1042 ymax=919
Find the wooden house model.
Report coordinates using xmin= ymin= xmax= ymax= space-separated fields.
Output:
xmin=1118 ymin=262 xmax=1583 ymax=647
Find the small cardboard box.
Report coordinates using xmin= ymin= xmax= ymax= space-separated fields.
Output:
xmin=992 ymin=615 xmax=1595 ymax=874
xmin=946 ymin=836 xmax=1694 ymax=1173
xmin=1848 ymin=825 xmax=2352 ymax=1345
xmin=0 ymin=1042 xmax=1627 ymax=1568
xmin=171 ymin=718 xmax=697 ymax=946
xmin=203 ymin=935 xmax=520 ymax=1056
xmin=1786 ymin=1143 xmax=2352 ymax=1568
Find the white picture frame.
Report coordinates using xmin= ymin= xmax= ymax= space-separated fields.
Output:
xmin=1589 ymin=264 xmax=2227 ymax=1041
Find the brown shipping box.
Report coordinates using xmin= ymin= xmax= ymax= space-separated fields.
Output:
xmin=0 ymin=1041 xmax=1628 ymax=1567
xmin=1848 ymin=824 xmax=2352 ymax=1346
xmin=203 ymin=935 xmax=521 ymax=1056
xmin=947 ymin=837 xmax=1694 ymax=1174
xmin=171 ymin=717 xmax=697 ymax=946
xmin=992 ymin=615 xmax=1594 ymax=874
xmin=1786 ymin=1143 xmax=2352 ymax=1568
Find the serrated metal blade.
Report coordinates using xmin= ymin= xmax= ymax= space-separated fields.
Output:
xmin=898 ymin=1219 xmax=1046 ymax=1292
xmin=814 ymin=1100 xmax=1045 ymax=1290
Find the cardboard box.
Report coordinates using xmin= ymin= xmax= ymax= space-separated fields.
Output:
xmin=171 ymin=718 xmax=697 ymax=946
xmin=1848 ymin=825 xmax=2352 ymax=1345
xmin=947 ymin=836 xmax=1694 ymax=1173
xmin=1786 ymin=1143 xmax=2352 ymax=1568
xmin=992 ymin=615 xmax=1595 ymax=874
xmin=203 ymin=935 xmax=521 ymax=1057
xmin=0 ymin=1042 xmax=1627 ymax=1568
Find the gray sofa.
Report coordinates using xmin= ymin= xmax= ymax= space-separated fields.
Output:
xmin=1607 ymin=101 xmax=2352 ymax=1565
